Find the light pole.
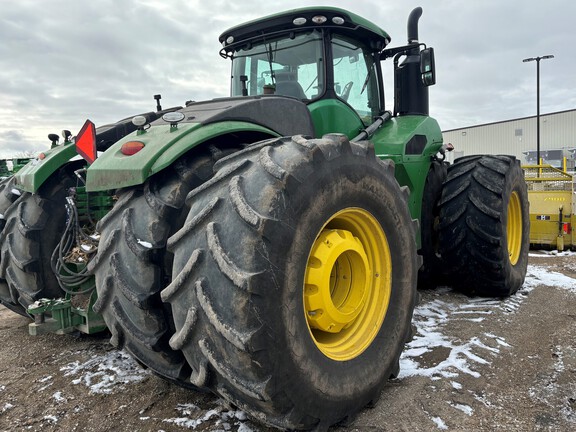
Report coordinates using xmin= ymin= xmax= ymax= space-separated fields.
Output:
xmin=522 ymin=55 xmax=554 ymax=166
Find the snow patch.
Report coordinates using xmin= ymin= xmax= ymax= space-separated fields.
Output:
xmin=471 ymin=391 xmax=498 ymax=408
xmin=530 ymin=250 xmax=576 ymax=257
xmin=449 ymin=401 xmax=474 ymax=416
xmin=400 ymin=262 xmax=574 ymax=382
xmin=399 ymin=299 xmax=510 ymax=380
xmin=237 ymin=423 xmax=256 ymax=432
xmin=43 ymin=415 xmax=58 ymax=423
xmin=60 ymin=350 xmax=149 ymax=394
xmin=53 ymin=391 xmax=66 ymax=403
xmin=137 ymin=239 xmax=153 ymax=249
xmin=397 ymin=256 xmax=575 ymax=428
xmin=139 ymin=402 xmax=255 ymax=431
xmin=1 ymin=403 xmax=14 ymax=414
xmin=431 ymin=416 xmax=448 ymax=429
xmin=38 ymin=375 xmax=53 ymax=383
xmin=525 ymin=265 xmax=576 ymax=293
xmin=36 ymin=374 xmax=54 ymax=391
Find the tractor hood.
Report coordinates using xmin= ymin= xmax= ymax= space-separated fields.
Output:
xmin=85 ymin=96 xmax=315 ymax=192
xmin=152 ymin=96 xmax=315 ymax=135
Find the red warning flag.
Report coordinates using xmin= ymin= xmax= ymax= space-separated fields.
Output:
xmin=75 ymin=120 xmax=97 ymax=165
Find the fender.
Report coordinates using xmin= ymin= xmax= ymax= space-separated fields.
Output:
xmin=86 ymin=96 xmax=316 ymax=191
xmin=13 ymin=143 xmax=79 ymax=193
xmin=13 ymin=110 xmax=170 ymax=193
xmin=85 ymin=121 xmax=279 ymax=192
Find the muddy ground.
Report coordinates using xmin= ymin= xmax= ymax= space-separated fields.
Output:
xmin=0 ymin=252 xmax=575 ymax=432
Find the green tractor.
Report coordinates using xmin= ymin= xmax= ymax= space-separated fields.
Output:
xmin=0 ymin=158 xmax=34 ymax=178
xmin=0 ymin=160 xmax=10 ymax=178
xmin=1 ymin=6 xmax=529 ymax=430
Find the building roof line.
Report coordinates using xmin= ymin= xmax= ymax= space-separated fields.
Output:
xmin=442 ymin=108 xmax=576 ymax=133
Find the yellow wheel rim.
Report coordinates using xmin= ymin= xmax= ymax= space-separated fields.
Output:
xmin=507 ymin=191 xmax=522 ymax=265
xmin=304 ymin=208 xmax=391 ymax=361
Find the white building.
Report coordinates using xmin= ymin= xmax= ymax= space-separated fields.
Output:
xmin=442 ymin=109 xmax=576 ymax=168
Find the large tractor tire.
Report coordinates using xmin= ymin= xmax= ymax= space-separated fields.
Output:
xmin=163 ymin=135 xmax=419 ymax=430
xmin=0 ymin=166 xmax=78 ymax=316
xmin=88 ymin=151 xmax=226 ymax=385
xmin=438 ymin=155 xmax=529 ymax=297
xmin=0 ymin=176 xmax=27 ymax=314
xmin=417 ymin=159 xmax=448 ymax=289
xmin=0 ymin=176 xmax=21 ymax=232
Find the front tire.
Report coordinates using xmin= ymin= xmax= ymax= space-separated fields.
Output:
xmin=438 ymin=155 xmax=529 ymax=296
xmin=163 ymin=135 xmax=418 ymax=430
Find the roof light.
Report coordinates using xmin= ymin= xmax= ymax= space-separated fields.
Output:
xmin=293 ymin=17 xmax=307 ymax=26
xmin=311 ymin=15 xmax=327 ymax=24
xmin=121 ymin=141 xmax=145 ymax=156
xmin=132 ymin=115 xmax=147 ymax=127
xmin=162 ymin=112 xmax=185 ymax=128
xmin=332 ymin=17 xmax=345 ymax=25
xmin=226 ymin=36 xmax=234 ymax=44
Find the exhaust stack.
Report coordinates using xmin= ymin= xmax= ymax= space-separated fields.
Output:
xmin=407 ymin=7 xmax=422 ymax=44
xmin=394 ymin=7 xmax=429 ymax=116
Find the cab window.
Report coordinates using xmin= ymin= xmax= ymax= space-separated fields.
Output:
xmin=231 ymin=31 xmax=324 ymax=100
xmin=331 ymin=35 xmax=380 ymax=124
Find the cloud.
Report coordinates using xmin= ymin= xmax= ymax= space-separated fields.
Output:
xmin=0 ymin=0 xmax=574 ymax=155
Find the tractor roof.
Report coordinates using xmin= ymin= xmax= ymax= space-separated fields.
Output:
xmin=219 ymin=7 xmax=391 ymax=52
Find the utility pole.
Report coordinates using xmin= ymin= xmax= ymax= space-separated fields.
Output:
xmin=522 ymin=55 xmax=554 ymax=166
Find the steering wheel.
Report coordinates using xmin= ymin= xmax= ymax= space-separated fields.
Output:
xmin=340 ymin=81 xmax=354 ymax=101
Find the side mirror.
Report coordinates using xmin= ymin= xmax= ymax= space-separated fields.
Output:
xmin=420 ymin=47 xmax=436 ymax=86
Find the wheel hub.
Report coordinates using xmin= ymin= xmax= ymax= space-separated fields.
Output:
xmin=507 ymin=191 xmax=522 ymax=265
xmin=305 ymin=229 xmax=370 ymax=333
xmin=303 ymin=208 xmax=391 ymax=361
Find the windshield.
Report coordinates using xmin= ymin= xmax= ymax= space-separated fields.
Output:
xmin=230 ymin=30 xmax=324 ymax=100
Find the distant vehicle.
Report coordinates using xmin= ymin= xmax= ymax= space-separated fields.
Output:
xmin=523 ymin=148 xmax=575 ymax=172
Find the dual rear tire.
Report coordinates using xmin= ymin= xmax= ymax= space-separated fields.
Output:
xmin=437 ymin=155 xmax=529 ymax=296
xmin=163 ymin=135 xmax=419 ymax=429
xmin=0 ymin=167 xmax=78 ymax=315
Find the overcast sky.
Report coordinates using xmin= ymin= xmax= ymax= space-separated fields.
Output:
xmin=1 ymin=0 xmax=573 ymax=157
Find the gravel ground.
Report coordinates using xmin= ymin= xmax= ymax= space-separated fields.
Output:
xmin=0 ymin=252 xmax=574 ymax=432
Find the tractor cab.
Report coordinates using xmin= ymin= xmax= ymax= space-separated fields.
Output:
xmin=220 ymin=7 xmax=435 ymax=138
xmin=220 ymin=7 xmax=389 ymax=137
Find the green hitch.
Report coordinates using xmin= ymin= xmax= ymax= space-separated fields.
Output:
xmin=74 ymin=186 xmax=115 ymax=221
xmin=27 ymin=263 xmax=107 ymax=336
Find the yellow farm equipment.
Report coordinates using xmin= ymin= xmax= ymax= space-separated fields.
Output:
xmin=524 ymin=165 xmax=575 ymax=251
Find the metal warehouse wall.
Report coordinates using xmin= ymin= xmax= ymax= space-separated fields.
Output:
xmin=442 ymin=109 xmax=576 ymax=164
